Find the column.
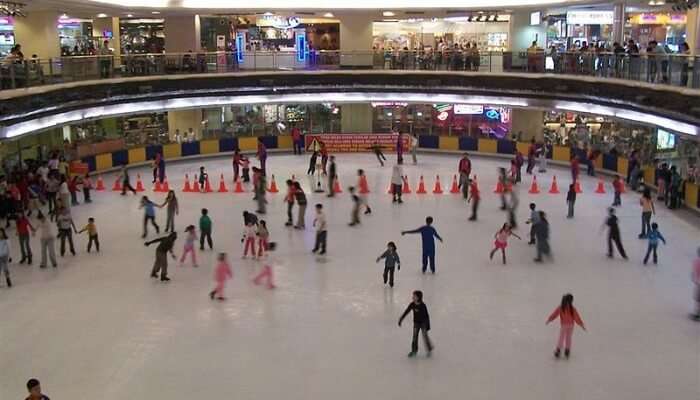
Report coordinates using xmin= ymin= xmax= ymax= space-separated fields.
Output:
xmin=163 ymin=15 xmax=202 ymax=53
xmin=510 ymin=109 xmax=544 ymax=142
xmin=509 ymin=11 xmax=546 ymax=51
xmin=338 ymin=13 xmax=373 ymax=67
xmin=612 ymin=2 xmax=625 ymax=45
xmin=340 ymin=104 xmax=373 ymax=133
xmin=13 ymin=11 xmax=61 ymax=59
xmin=92 ymin=17 xmax=121 ymax=66
xmin=687 ymin=8 xmax=700 ymax=56
xmin=168 ymin=109 xmax=203 ymax=141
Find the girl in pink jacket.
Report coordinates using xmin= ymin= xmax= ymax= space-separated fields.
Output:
xmin=546 ymin=293 xmax=586 ymax=359
xmin=691 ymin=247 xmax=700 ymax=321
xmin=210 ymin=253 xmax=232 ymax=301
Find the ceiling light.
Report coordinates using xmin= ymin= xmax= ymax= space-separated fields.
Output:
xmin=60 ymin=13 xmax=68 ymax=19
xmin=382 ymin=11 xmax=395 ymax=17
xmin=323 ymin=12 xmax=334 ymax=18
xmin=126 ymin=14 xmax=133 ymax=18
xmin=97 ymin=13 xmax=108 ymax=18
xmin=263 ymin=11 xmax=273 ymax=16
xmin=151 ymin=11 xmax=160 ymax=14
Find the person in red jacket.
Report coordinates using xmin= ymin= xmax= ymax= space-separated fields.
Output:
xmin=570 ymin=155 xmax=580 ymax=183
xmin=291 ymin=126 xmax=302 ymax=155
xmin=468 ymin=177 xmax=480 ymax=221
xmin=458 ymin=153 xmax=471 ymax=200
xmin=612 ymin=175 xmax=624 ymax=206
xmin=546 ymin=293 xmax=586 ymax=359
xmin=526 ymin=139 xmax=537 ymax=174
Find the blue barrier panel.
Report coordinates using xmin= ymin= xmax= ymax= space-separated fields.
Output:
xmin=260 ymin=136 xmax=278 ymax=149
xmin=574 ymin=148 xmax=587 ymax=161
xmin=111 ymin=150 xmax=128 ymax=167
xmin=219 ymin=137 xmax=238 ymax=152
xmin=146 ymin=145 xmax=163 ymax=161
xmin=459 ymin=137 xmax=478 ymax=151
xmin=82 ymin=156 xmax=96 ymax=172
xmin=182 ymin=142 xmax=200 ymax=157
xmin=496 ymin=139 xmax=515 ymax=154
xmin=603 ymin=153 xmax=618 ymax=172
xmin=419 ymin=135 xmax=439 ymax=149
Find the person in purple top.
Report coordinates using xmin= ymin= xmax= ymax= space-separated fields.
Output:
xmin=257 ymin=138 xmax=268 ymax=176
xmin=396 ymin=131 xmax=404 ymax=164
xmin=401 ymin=216 xmax=444 ymax=274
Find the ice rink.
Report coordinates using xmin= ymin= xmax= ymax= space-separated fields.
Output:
xmin=1 ymin=153 xmax=698 ymax=400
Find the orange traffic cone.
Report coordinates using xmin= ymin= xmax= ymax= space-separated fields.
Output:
xmin=135 ymin=174 xmax=145 ymax=192
xmin=594 ymin=179 xmax=606 ymax=194
xmin=433 ymin=175 xmax=443 ymax=194
xmin=359 ymin=175 xmax=370 ymax=194
xmin=268 ymin=175 xmax=279 ymax=193
xmin=416 ymin=176 xmax=427 ymax=194
xmin=402 ymin=175 xmax=412 ymax=194
xmin=202 ymin=177 xmax=212 ymax=193
xmin=548 ymin=176 xmax=560 ymax=194
xmin=493 ymin=179 xmax=504 ymax=194
xmin=161 ymin=177 xmax=170 ymax=192
xmin=112 ymin=176 xmax=122 ymax=192
xmin=528 ymin=176 xmax=540 ymax=194
xmin=574 ymin=180 xmax=582 ymax=194
xmin=218 ymin=174 xmax=228 ymax=193
xmin=450 ymin=175 xmax=460 ymax=194
xmin=233 ymin=179 xmax=245 ymax=193
xmin=154 ymin=179 xmax=163 ymax=192
xmin=96 ymin=176 xmax=105 ymax=191
xmin=182 ymin=174 xmax=193 ymax=192
xmin=333 ymin=178 xmax=343 ymax=194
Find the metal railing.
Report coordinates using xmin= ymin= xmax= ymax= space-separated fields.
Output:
xmin=1 ymin=50 xmax=700 ymax=91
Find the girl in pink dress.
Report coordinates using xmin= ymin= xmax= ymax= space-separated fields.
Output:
xmin=252 ymin=242 xmax=277 ymax=290
xmin=179 ymin=225 xmax=198 ymax=268
xmin=546 ymin=293 xmax=586 ymax=359
xmin=256 ymin=220 xmax=269 ymax=258
xmin=210 ymin=253 xmax=233 ymax=300
xmin=242 ymin=221 xmax=256 ymax=258
xmin=489 ymin=223 xmax=521 ymax=265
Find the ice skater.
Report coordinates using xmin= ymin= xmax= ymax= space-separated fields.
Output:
xmin=56 ymin=207 xmax=77 ymax=257
xmin=546 ymin=293 xmax=586 ymax=359
xmin=691 ymin=248 xmax=700 ymax=321
xmin=232 ymin=149 xmax=243 ymax=182
xmin=179 ymin=225 xmax=198 ymax=268
xmin=0 ymin=228 xmax=12 ymax=287
xmin=391 ymin=163 xmax=404 ymax=204
xmin=16 ymin=211 xmax=34 ymax=264
xmin=257 ymin=138 xmax=268 ymax=176
xmin=311 ymin=204 xmax=327 ymax=255
xmin=199 ymin=208 xmax=213 ymax=250
xmin=36 ymin=212 xmax=57 ymax=269
xmin=257 ymin=220 xmax=270 ymax=258
xmin=642 ymin=223 xmax=666 ymax=265
xmin=26 ymin=378 xmax=49 ymax=400
xmin=372 ymin=142 xmax=387 ymax=167
xmin=526 ymin=202 xmax=540 ymax=244
xmin=252 ymin=242 xmax=277 ymax=289
xmin=401 ymin=216 xmax=444 ymax=274
xmin=82 ymin=173 xmax=92 ymax=203
xmin=489 ymin=223 xmax=521 ymax=265
xmin=604 ymin=207 xmax=627 ymax=259
xmin=537 ymin=143 xmax=549 ymax=173
xmin=77 ymin=217 xmax=99 ymax=253
xmin=146 ymin=231 xmax=177 ymax=282
xmin=398 ymin=290 xmax=433 ymax=358
xmin=348 ymin=187 xmax=361 ymax=226
xmin=120 ymin=166 xmax=137 ymax=196
xmin=612 ymin=175 xmax=623 ymax=207
xmin=241 ymin=155 xmax=251 ymax=183
xmin=242 ymin=219 xmax=257 ymax=259
xmin=293 ymin=182 xmax=307 ymax=230
xmin=284 ymin=179 xmax=296 ymax=226
xmin=307 ymin=150 xmax=318 ymax=175
xmin=161 ymin=190 xmax=179 ymax=233
xmin=566 ymin=184 xmax=577 ymax=218
xmin=638 ymin=188 xmax=655 ymax=238
xmin=357 ymin=169 xmax=372 ymax=215
xmin=533 ymin=211 xmax=551 ymax=262
xmin=139 ymin=196 xmax=161 ymax=238
xmin=468 ymin=177 xmax=480 ymax=221
xmin=376 ymin=241 xmax=400 ymax=287
xmin=458 ymin=153 xmax=472 ymax=200
xmin=210 ymin=252 xmax=232 ymax=300
xmin=327 ymin=155 xmax=337 ymax=198
xmin=198 ymin=166 xmax=208 ymax=192
xmin=410 ymin=133 xmax=419 ymax=165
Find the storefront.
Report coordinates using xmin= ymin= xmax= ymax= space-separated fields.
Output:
xmin=545 ymin=10 xmax=614 ymax=51
xmin=625 ymin=12 xmax=687 ymax=51
xmin=373 ymin=16 xmax=511 ymax=52
xmin=119 ymin=18 xmax=165 ymax=54
xmin=0 ymin=17 xmax=15 ymax=57
xmin=58 ymin=17 xmax=94 ymax=55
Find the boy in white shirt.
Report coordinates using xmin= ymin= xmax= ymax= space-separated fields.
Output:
xmin=311 ymin=204 xmax=327 ymax=255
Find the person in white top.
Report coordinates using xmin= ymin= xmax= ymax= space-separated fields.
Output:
xmin=411 ymin=134 xmax=419 ymax=165
xmin=37 ymin=163 xmax=49 ymax=183
xmin=36 ymin=212 xmax=57 ymax=268
xmin=311 ymin=204 xmax=327 ymax=255
xmin=58 ymin=175 xmax=71 ymax=210
xmin=391 ymin=163 xmax=404 ymax=204
xmin=0 ymin=228 xmax=11 ymax=287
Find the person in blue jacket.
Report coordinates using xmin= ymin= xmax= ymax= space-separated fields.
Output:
xmin=401 ymin=216 xmax=443 ymax=274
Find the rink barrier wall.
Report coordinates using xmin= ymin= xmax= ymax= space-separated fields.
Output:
xmin=78 ymin=134 xmax=700 ymax=210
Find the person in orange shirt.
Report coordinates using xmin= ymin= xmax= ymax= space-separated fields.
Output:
xmin=467 ymin=177 xmax=480 ymax=221
xmin=546 ymin=293 xmax=587 ymax=359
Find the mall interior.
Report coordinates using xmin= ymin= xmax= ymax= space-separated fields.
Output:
xmin=1 ymin=1 xmax=700 ymax=400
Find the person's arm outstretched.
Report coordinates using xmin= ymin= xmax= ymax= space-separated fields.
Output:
xmin=573 ymin=308 xmax=587 ymax=331
xmin=511 ymin=232 xmax=522 ymax=240
xmin=433 ymin=228 xmax=443 ymax=243
xmin=376 ymin=250 xmax=388 ymax=263
xmin=401 ymin=227 xmax=422 ymax=235
xmin=398 ymin=303 xmax=412 ymax=327
xmin=144 ymin=237 xmax=164 ymax=247
xmin=659 ymin=232 xmax=667 ymax=245
xmin=546 ymin=307 xmax=560 ymax=324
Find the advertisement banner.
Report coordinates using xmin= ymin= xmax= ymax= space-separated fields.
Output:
xmin=304 ymin=134 xmax=410 ymax=153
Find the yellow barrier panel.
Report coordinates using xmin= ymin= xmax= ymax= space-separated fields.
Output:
xmin=439 ymin=136 xmax=459 ymax=151
xmin=200 ymin=140 xmax=219 ymax=155
xmin=642 ymin=165 xmax=655 ymax=185
xmin=552 ymin=146 xmax=570 ymax=162
xmin=516 ymin=142 xmax=530 ymax=155
xmin=478 ymin=139 xmax=497 ymax=153
xmin=163 ymin=143 xmax=181 ymax=159
xmin=96 ymin=153 xmax=112 ymax=171
xmin=594 ymin=154 xmax=603 ymax=169
xmin=238 ymin=137 xmax=258 ymax=151
xmin=278 ymin=135 xmax=293 ymax=149
xmin=686 ymin=183 xmax=698 ymax=209
xmin=128 ymin=147 xmax=146 ymax=164
xmin=617 ymin=158 xmax=629 ymax=178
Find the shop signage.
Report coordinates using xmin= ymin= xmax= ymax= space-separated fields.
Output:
xmin=259 ymin=15 xmax=301 ymax=30
xmin=371 ymin=102 xmax=408 ymax=107
xmin=566 ymin=11 xmax=614 ymax=25
xmin=630 ymin=13 xmax=687 ymax=25
xmin=454 ymin=104 xmax=484 ymax=115
xmin=304 ymin=134 xmax=410 ymax=153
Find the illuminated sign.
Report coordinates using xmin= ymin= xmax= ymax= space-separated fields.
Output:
xmin=485 ymin=109 xmax=500 ymax=120
xmin=566 ymin=11 xmax=614 ymax=25
xmin=629 ymin=13 xmax=687 ymax=25
xmin=371 ymin=102 xmax=408 ymax=107
xmin=530 ymin=11 xmax=541 ymax=26
xmin=454 ymin=104 xmax=484 ymax=115
xmin=235 ymin=32 xmax=245 ymax=63
xmin=259 ymin=15 xmax=301 ymax=29
xmin=437 ymin=111 xmax=449 ymax=121
xmin=295 ymin=32 xmax=306 ymax=62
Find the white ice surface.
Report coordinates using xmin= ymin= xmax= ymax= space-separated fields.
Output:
xmin=1 ymin=153 xmax=698 ymax=400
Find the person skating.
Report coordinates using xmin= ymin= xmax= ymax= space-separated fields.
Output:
xmin=410 ymin=133 xmax=419 ymax=165
xmin=284 ymin=179 xmax=296 ymax=226
xmin=612 ymin=175 xmax=623 ymax=207
xmin=391 ymin=163 xmax=404 ymax=204
xmin=139 ymin=196 xmax=161 ymax=238
xmin=638 ymin=188 xmax=655 ymax=238
xmin=293 ymin=182 xmax=307 ymax=229
xmin=210 ymin=252 xmax=233 ymax=300
xmin=0 ymin=228 xmax=12 ymax=287
xmin=566 ymin=184 xmax=577 ymax=219
xmin=26 ymin=378 xmax=50 ymax=400
xmin=16 ymin=211 xmax=35 ymax=264
xmin=546 ymin=293 xmax=586 ymax=359
xmin=161 ymin=190 xmax=179 ymax=233
xmin=232 ymin=148 xmax=243 ymax=182
xmin=241 ymin=155 xmax=251 ymax=183
xmin=198 ymin=166 xmax=208 ymax=192
xmin=307 ymin=150 xmax=319 ymax=175
xmin=327 ymin=155 xmax=337 ymax=198
xmin=603 ymin=207 xmax=627 ymax=259
xmin=311 ymin=204 xmax=327 ymax=255
xmin=199 ymin=208 xmax=213 ymax=250
xmin=320 ymin=141 xmax=329 ymax=175
xmin=526 ymin=203 xmax=540 ymax=244
xmin=489 ymin=223 xmax=521 ymax=265
xmin=398 ymin=290 xmax=433 ymax=357
xmin=241 ymin=220 xmax=257 ymax=259
xmin=401 ymin=216 xmax=444 ymax=274
xmin=252 ymin=242 xmax=278 ymax=289
xmin=257 ymin=138 xmax=268 ymax=176
xmin=145 ymin=232 xmax=177 ymax=282
xmin=179 ymin=225 xmax=198 ymax=268
xmin=77 ymin=217 xmax=99 ymax=253
xmin=533 ymin=211 xmax=552 ymax=262
xmin=396 ymin=131 xmax=405 ymax=165
xmin=458 ymin=153 xmax=472 ymax=200
xmin=642 ymin=222 xmax=666 ymax=265
xmin=120 ymin=166 xmax=137 ymax=196
xmin=36 ymin=212 xmax=57 ymax=268
xmin=348 ymin=187 xmax=361 ymax=226
xmin=357 ymin=169 xmax=372 ymax=215
xmin=372 ymin=142 xmax=387 ymax=167
xmin=82 ymin=173 xmax=92 ymax=203
xmin=256 ymin=220 xmax=270 ymax=258
xmin=691 ymin=248 xmax=700 ymax=321
xmin=56 ymin=207 xmax=77 ymax=257
xmin=514 ymin=150 xmax=524 ymax=183
xmin=376 ymin=241 xmax=400 ymax=287
xmin=468 ymin=177 xmax=480 ymax=221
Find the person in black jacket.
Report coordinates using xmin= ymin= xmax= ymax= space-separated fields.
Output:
xmin=603 ymin=208 xmax=627 ymax=260
xmin=327 ymin=155 xmax=337 ymax=198
xmin=398 ymin=290 xmax=433 ymax=357
xmin=146 ymin=232 xmax=177 ymax=281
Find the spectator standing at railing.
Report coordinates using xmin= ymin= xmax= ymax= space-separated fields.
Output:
xmin=626 ymin=39 xmax=640 ymax=79
xmin=97 ymin=40 xmax=113 ymax=79
xmin=680 ymin=42 xmax=690 ymax=87
xmin=464 ymin=43 xmax=472 ymax=71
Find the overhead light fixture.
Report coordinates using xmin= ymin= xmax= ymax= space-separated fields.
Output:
xmin=97 ymin=13 xmax=108 ymax=18
xmin=60 ymin=13 xmax=68 ymax=19
xmin=263 ymin=11 xmax=273 ymax=16
xmin=0 ymin=1 xmax=27 ymax=17
xmin=382 ymin=11 xmax=395 ymax=17
xmin=151 ymin=11 xmax=161 ymax=15
xmin=323 ymin=12 xmax=334 ymax=18
xmin=126 ymin=14 xmax=133 ymax=18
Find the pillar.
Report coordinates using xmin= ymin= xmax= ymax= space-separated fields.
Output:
xmin=510 ymin=109 xmax=544 ymax=142
xmin=612 ymin=2 xmax=625 ymax=45
xmin=687 ymin=8 xmax=699 ymax=56
xmin=13 ymin=11 xmax=61 ymax=60
xmin=168 ymin=109 xmax=203 ymax=141
xmin=164 ymin=15 xmax=202 ymax=53
xmin=92 ymin=17 xmax=121 ymax=65
xmin=340 ymin=104 xmax=373 ymax=133
xmin=509 ymin=11 xmax=546 ymax=51
xmin=338 ymin=14 xmax=373 ymax=67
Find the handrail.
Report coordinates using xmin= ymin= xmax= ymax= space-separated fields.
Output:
xmin=1 ymin=49 xmax=699 ymax=91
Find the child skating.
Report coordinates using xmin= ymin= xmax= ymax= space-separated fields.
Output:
xmin=398 ymin=290 xmax=433 ymax=357
xmin=566 ymin=184 xmax=576 ymax=218
xmin=311 ymin=204 xmax=327 ymax=255
xmin=348 ymin=187 xmax=361 ymax=226
xmin=401 ymin=217 xmax=443 ymax=274
xmin=604 ymin=207 xmax=628 ymax=260
xmin=489 ymin=223 xmax=521 ymax=265
xmin=691 ymin=247 xmax=700 ymax=321
xmin=179 ymin=225 xmax=198 ymax=267
xmin=198 ymin=166 xmax=208 ymax=192
xmin=357 ymin=169 xmax=372 ymax=215
xmin=546 ymin=293 xmax=586 ymax=359
xmin=139 ymin=196 xmax=161 ymax=238
xmin=242 ymin=220 xmax=257 ymax=258
xmin=376 ymin=241 xmax=400 ymax=287
xmin=612 ymin=175 xmax=623 ymax=207
xmin=643 ymin=223 xmax=666 ymax=265
xmin=199 ymin=208 xmax=213 ymax=251
xmin=78 ymin=217 xmax=99 ymax=253
xmin=0 ymin=228 xmax=12 ymax=287
xmin=257 ymin=220 xmax=270 ymax=258
xmin=468 ymin=177 xmax=480 ymax=221
xmin=252 ymin=242 xmax=278 ymax=289
xmin=210 ymin=252 xmax=232 ymax=300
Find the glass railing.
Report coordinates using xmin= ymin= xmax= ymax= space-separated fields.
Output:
xmin=1 ymin=50 xmax=700 ymax=91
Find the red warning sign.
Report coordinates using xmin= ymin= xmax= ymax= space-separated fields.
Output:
xmin=304 ymin=134 xmax=410 ymax=153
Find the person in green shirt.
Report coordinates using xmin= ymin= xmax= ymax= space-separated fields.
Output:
xmin=199 ymin=208 xmax=213 ymax=250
